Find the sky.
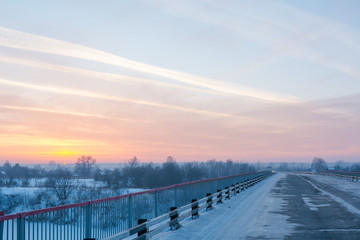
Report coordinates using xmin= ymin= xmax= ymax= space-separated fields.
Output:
xmin=0 ymin=0 xmax=359 ymax=164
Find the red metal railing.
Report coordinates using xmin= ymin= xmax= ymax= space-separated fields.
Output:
xmin=0 ymin=171 xmax=270 ymax=240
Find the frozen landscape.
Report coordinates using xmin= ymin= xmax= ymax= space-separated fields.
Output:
xmin=1 ymin=0 xmax=360 ymax=239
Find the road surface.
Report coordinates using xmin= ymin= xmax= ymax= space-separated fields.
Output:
xmin=156 ymin=173 xmax=360 ymax=239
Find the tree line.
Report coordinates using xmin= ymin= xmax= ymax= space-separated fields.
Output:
xmin=0 ymin=156 xmax=256 ymax=189
xmin=95 ymin=156 xmax=256 ymax=189
xmin=310 ymin=157 xmax=360 ymax=172
xmin=0 ymin=156 xmax=255 ymax=214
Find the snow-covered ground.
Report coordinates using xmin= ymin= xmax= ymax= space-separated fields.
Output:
xmin=0 ymin=180 xmax=145 ymax=214
xmin=307 ymin=174 xmax=360 ymax=198
xmin=298 ymin=173 xmax=360 ymax=218
xmin=155 ymin=173 xmax=297 ymax=239
xmin=0 ymin=186 xmax=43 ymax=197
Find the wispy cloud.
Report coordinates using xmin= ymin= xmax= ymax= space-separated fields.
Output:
xmin=0 ymin=27 xmax=296 ymax=103
xmin=0 ymin=56 xmax=226 ymax=96
xmin=0 ymin=77 xmax=256 ymax=120
xmin=0 ymin=104 xmax=137 ymax=121
xmin=151 ymin=0 xmax=360 ymax=82
xmin=0 ymin=134 xmax=107 ymax=147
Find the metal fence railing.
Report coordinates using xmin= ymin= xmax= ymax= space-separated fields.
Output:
xmin=104 ymin=173 xmax=273 ymax=240
xmin=319 ymin=171 xmax=360 ymax=182
xmin=0 ymin=171 xmax=271 ymax=240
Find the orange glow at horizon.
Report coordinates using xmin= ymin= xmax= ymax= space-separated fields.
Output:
xmin=51 ymin=150 xmax=80 ymax=158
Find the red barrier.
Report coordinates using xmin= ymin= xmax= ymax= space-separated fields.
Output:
xmin=0 ymin=171 xmax=268 ymax=221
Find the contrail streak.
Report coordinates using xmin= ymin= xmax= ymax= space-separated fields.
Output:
xmin=0 ymin=56 xmax=226 ymax=96
xmin=0 ymin=78 xmax=254 ymax=120
xmin=0 ymin=27 xmax=296 ymax=103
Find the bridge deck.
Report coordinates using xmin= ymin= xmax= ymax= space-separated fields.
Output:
xmin=155 ymin=173 xmax=360 ymax=239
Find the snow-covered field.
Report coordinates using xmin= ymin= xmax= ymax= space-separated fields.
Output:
xmin=0 ymin=179 xmax=145 ymax=214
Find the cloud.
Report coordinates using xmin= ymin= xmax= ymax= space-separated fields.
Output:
xmin=0 ymin=134 xmax=107 ymax=146
xmin=0 ymin=104 xmax=137 ymax=121
xmin=0 ymin=26 xmax=296 ymax=103
xmin=0 ymin=77 xmax=256 ymax=120
xmin=0 ymin=55 xmax=226 ymax=96
xmin=150 ymin=0 xmax=360 ymax=82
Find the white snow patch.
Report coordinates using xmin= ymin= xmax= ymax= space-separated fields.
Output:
xmin=299 ymin=176 xmax=360 ymax=217
xmin=302 ymin=197 xmax=330 ymax=211
xmin=0 ymin=187 xmax=42 ymax=197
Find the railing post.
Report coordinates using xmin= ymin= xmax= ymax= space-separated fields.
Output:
xmin=17 ymin=215 xmax=25 ymax=240
xmin=191 ymin=199 xmax=199 ymax=219
xmin=216 ymin=189 xmax=223 ymax=204
xmin=0 ymin=211 xmax=4 ymax=240
xmin=206 ymin=193 xmax=213 ymax=211
xmin=225 ymin=187 xmax=230 ymax=200
xmin=85 ymin=204 xmax=92 ymax=239
xmin=231 ymin=184 xmax=236 ymax=196
xmin=235 ymin=183 xmax=240 ymax=194
xmin=169 ymin=207 xmax=181 ymax=230
xmin=128 ymin=195 xmax=133 ymax=228
xmin=137 ymin=218 xmax=148 ymax=239
xmin=154 ymin=191 xmax=159 ymax=217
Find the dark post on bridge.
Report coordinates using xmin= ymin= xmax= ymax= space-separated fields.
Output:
xmin=169 ymin=207 xmax=181 ymax=230
xmin=225 ymin=187 xmax=230 ymax=200
xmin=191 ymin=199 xmax=199 ymax=219
xmin=206 ymin=193 xmax=213 ymax=211
xmin=217 ymin=189 xmax=223 ymax=204
xmin=137 ymin=218 xmax=148 ymax=239
xmin=236 ymin=182 xmax=240 ymax=193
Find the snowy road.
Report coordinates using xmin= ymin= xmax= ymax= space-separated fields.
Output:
xmin=155 ymin=173 xmax=360 ymax=240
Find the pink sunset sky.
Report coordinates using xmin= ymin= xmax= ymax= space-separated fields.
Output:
xmin=0 ymin=0 xmax=359 ymax=164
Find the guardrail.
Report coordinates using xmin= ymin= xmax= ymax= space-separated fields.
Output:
xmin=0 ymin=171 xmax=271 ymax=240
xmin=104 ymin=173 xmax=271 ymax=240
xmin=319 ymin=171 xmax=360 ymax=182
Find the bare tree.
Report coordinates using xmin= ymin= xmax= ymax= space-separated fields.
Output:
xmin=311 ymin=157 xmax=328 ymax=172
xmin=128 ymin=156 xmax=139 ymax=168
xmin=75 ymin=155 xmax=96 ymax=177
xmin=161 ymin=156 xmax=182 ymax=185
xmin=47 ymin=168 xmax=74 ymax=205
